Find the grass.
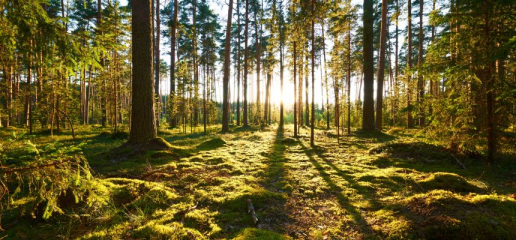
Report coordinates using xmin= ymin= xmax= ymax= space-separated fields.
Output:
xmin=1 ymin=124 xmax=515 ymax=239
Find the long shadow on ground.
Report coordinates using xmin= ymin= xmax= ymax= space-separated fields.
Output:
xmin=258 ymin=126 xmax=293 ymax=233
xmin=298 ymin=141 xmax=376 ymax=237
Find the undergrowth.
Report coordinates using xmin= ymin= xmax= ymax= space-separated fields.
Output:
xmin=0 ymin=125 xmax=515 ymax=239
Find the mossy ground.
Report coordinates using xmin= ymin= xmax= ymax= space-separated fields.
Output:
xmin=1 ymin=125 xmax=516 ymax=239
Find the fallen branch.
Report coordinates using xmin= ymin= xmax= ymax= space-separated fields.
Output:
xmin=451 ymin=153 xmax=467 ymax=170
xmin=246 ymin=199 xmax=259 ymax=225
xmin=0 ymin=157 xmax=77 ymax=174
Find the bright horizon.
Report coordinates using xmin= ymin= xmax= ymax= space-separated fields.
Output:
xmin=151 ymin=0 xmax=420 ymax=108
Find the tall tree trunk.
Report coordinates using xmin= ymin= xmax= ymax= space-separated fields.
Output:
xmin=129 ymin=0 xmax=157 ymax=143
xmin=87 ymin=66 xmax=92 ymax=124
xmin=305 ymin=49 xmax=309 ymax=127
xmin=310 ymin=0 xmax=315 ymax=146
xmin=279 ymin=35 xmax=284 ymax=126
xmin=155 ymin=0 xmax=161 ymax=128
xmin=429 ymin=0 xmax=435 ymax=99
xmin=254 ymin=9 xmax=261 ymax=124
xmin=485 ymin=6 xmax=495 ymax=163
xmin=169 ymin=0 xmax=178 ymax=128
xmin=243 ymin=0 xmax=249 ymax=127
xmin=417 ymin=0 xmax=424 ymax=127
xmin=236 ymin=0 xmax=241 ymax=126
xmin=81 ymin=65 xmax=86 ymax=124
xmin=203 ymin=59 xmax=208 ymax=133
xmin=96 ymin=0 xmax=107 ymax=127
xmin=293 ymin=41 xmax=297 ymax=137
xmin=322 ymin=22 xmax=329 ymax=130
xmin=299 ymin=51 xmax=303 ymax=129
xmin=347 ymin=24 xmax=351 ymax=135
xmin=25 ymin=42 xmax=32 ymax=134
xmin=394 ymin=0 xmax=399 ymax=126
xmin=5 ymin=66 xmax=12 ymax=127
xmin=222 ymin=0 xmax=234 ymax=133
xmin=333 ymin=42 xmax=339 ymax=133
xmin=264 ymin=68 xmax=270 ymax=125
xmin=193 ymin=0 xmax=199 ymax=126
xmin=407 ymin=0 xmax=414 ymax=128
xmin=376 ymin=0 xmax=388 ymax=130
xmin=362 ymin=0 xmax=375 ymax=131
xmin=114 ymin=52 xmax=119 ymax=132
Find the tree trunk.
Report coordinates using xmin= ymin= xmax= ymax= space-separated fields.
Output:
xmin=394 ymin=0 xmax=399 ymax=126
xmin=193 ymin=0 xmax=199 ymax=126
xmin=417 ymin=0 xmax=424 ymax=127
xmin=485 ymin=6 xmax=495 ymax=163
xmin=155 ymin=0 xmax=161 ymax=128
xmin=322 ymin=22 xmax=329 ymax=130
xmin=243 ymin=0 xmax=249 ymax=127
xmin=222 ymin=0 xmax=234 ymax=133
xmin=310 ymin=0 xmax=315 ymax=146
xmin=299 ymin=51 xmax=303 ymax=129
xmin=254 ymin=10 xmax=261 ymax=125
xmin=347 ymin=24 xmax=351 ymax=135
xmin=264 ymin=70 xmax=270 ymax=125
xmin=129 ymin=0 xmax=157 ymax=144
xmin=169 ymin=0 xmax=178 ymax=128
xmin=236 ymin=0 xmax=241 ymax=126
xmin=293 ymin=41 xmax=298 ymax=137
xmin=279 ymin=40 xmax=284 ymax=127
xmin=407 ymin=0 xmax=414 ymax=128
xmin=362 ymin=0 xmax=375 ymax=131
xmin=305 ymin=49 xmax=309 ymax=127
xmin=376 ymin=0 xmax=388 ymax=130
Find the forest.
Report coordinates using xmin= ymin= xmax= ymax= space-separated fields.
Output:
xmin=1 ymin=0 xmax=516 ymax=238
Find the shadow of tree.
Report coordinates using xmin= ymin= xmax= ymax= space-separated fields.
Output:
xmin=298 ymin=141 xmax=375 ymax=237
xmin=256 ymin=126 xmax=293 ymax=233
xmin=387 ymin=190 xmax=516 ymax=239
xmin=353 ymin=130 xmax=397 ymax=143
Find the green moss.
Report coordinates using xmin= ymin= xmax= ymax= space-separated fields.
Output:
xmin=2 ymin=125 xmax=515 ymax=239
xmin=233 ymin=228 xmax=289 ymax=240
xmin=197 ymin=137 xmax=226 ymax=151
xmin=133 ymin=222 xmax=205 ymax=239
xmin=418 ymin=172 xmax=486 ymax=193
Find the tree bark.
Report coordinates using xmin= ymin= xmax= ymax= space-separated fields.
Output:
xmin=305 ymin=49 xmax=309 ymax=127
xmin=362 ymin=0 xmax=375 ymax=131
xmin=347 ymin=24 xmax=351 ymax=135
xmin=155 ymin=0 xmax=161 ymax=128
xmin=169 ymin=0 xmax=178 ymax=128
xmin=279 ymin=28 xmax=284 ymax=126
xmin=243 ymin=0 xmax=249 ymax=127
xmin=129 ymin=0 xmax=157 ymax=144
xmin=375 ymin=0 xmax=388 ymax=130
xmin=310 ymin=0 xmax=315 ymax=146
xmin=407 ymin=0 xmax=414 ymax=128
xmin=236 ymin=0 xmax=241 ymax=126
xmin=394 ymin=0 xmax=399 ymax=126
xmin=254 ymin=9 xmax=261 ymax=125
xmin=222 ymin=0 xmax=234 ymax=133
xmin=417 ymin=0 xmax=424 ymax=127
xmin=322 ymin=22 xmax=329 ymax=130
xmin=191 ymin=0 xmax=199 ymax=126
xmin=293 ymin=41 xmax=298 ymax=137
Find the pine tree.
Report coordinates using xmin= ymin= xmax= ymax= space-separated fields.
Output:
xmin=129 ymin=0 xmax=157 ymax=143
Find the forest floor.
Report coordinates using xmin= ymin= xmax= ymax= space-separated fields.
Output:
xmin=1 ymin=124 xmax=516 ymax=239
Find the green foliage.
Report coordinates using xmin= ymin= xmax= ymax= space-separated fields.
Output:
xmin=0 ymin=136 xmax=109 ymax=228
